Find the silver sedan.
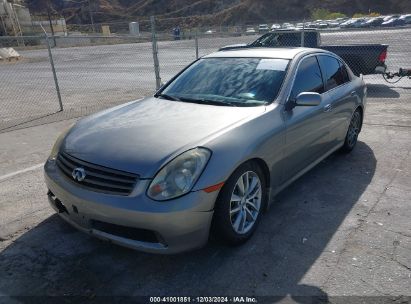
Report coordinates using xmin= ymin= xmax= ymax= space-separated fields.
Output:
xmin=44 ymin=48 xmax=366 ymax=254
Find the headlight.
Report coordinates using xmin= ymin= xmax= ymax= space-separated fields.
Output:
xmin=48 ymin=123 xmax=75 ymax=161
xmin=147 ymin=147 xmax=211 ymax=201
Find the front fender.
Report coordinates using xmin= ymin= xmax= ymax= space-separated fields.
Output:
xmin=192 ymin=106 xmax=286 ymax=193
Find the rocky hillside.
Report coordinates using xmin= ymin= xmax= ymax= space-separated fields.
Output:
xmin=28 ymin=0 xmax=411 ymax=27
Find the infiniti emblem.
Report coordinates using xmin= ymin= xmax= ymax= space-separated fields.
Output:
xmin=72 ymin=167 xmax=86 ymax=182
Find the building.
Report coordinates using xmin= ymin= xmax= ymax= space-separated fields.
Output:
xmin=0 ymin=0 xmax=32 ymax=36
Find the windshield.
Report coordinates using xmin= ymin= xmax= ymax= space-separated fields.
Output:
xmin=250 ymin=32 xmax=318 ymax=48
xmin=159 ymin=57 xmax=289 ymax=107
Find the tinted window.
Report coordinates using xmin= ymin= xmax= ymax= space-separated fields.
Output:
xmin=339 ymin=61 xmax=350 ymax=84
xmin=303 ymin=32 xmax=318 ymax=48
xmin=291 ymin=56 xmax=324 ymax=100
xmin=162 ymin=58 xmax=290 ymax=106
xmin=318 ymin=55 xmax=346 ymax=91
xmin=251 ymin=33 xmax=300 ymax=47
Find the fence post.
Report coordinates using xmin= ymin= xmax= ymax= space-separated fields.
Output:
xmin=45 ymin=34 xmax=63 ymax=111
xmin=150 ymin=16 xmax=162 ymax=90
xmin=301 ymin=21 xmax=305 ymax=47
xmin=195 ymin=31 xmax=199 ymax=59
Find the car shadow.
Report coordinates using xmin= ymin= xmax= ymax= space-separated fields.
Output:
xmin=0 ymin=142 xmax=376 ymax=302
xmin=366 ymin=84 xmax=401 ymax=98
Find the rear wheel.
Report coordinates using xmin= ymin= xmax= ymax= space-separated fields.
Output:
xmin=211 ymin=162 xmax=268 ymax=245
xmin=341 ymin=109 xmax=362 ymax=153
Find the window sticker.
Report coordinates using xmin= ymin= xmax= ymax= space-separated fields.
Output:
xmin=256 ymin=59 xmax=289 ymax=71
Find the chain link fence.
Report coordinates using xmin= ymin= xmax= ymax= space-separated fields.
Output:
xmin=1 ymin=24 xmax=410 ymax=132
xmin=0 ymin=34 xmax=156 ymax=131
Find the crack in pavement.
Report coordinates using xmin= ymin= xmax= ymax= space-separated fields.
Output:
xmin=320 ymin=148 xmax=411 ymax=290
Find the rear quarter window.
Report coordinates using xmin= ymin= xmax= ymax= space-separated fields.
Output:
xmin=339 ymin=61 xmax=351 ymax=84
xmin=317 ymin=55 xmax=347 ymax=91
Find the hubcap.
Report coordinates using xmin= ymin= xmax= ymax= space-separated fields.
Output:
xmin=229 ymin=171 xmax=262 ymax=234
xmin=347 ymin=112 xmax=361 ymax=148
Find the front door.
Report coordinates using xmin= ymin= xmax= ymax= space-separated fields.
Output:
xmin=282 ymin=55 xmax=332 ymax=183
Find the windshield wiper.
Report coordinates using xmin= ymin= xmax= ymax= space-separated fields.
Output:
xmin=155 ymin=93 xmax=181 ymax=101
xmin=178 ymin=97 xmax=237 ymax=107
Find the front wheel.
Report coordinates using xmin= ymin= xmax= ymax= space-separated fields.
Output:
xmin=211 ymin=162 xmax=268 ymax=245
xmin=341 ymin=109 xmax=362 ymax=153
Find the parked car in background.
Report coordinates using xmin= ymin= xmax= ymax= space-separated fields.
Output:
xmin=339 ymin=19 xmax=354 ymax=28
xmin=205 ymin=29 xmax=216 ymax=35
xmin=220 ymin=29 xmax=388 ymax=76
xmin=336 ymin=17 xmax=349 ymax=23
xmin=245 ymin=27 xmax=256 ymax=35
xmin=381 ymin=17 xmax=405 ymax=27
xmin=340 ymin=18 xmax=368 ymax=28
xmin=304 ymin=22 xmax=314 ymax=28
xmin=383 ymin=15 xmax=400 ymax=22
xmin=399 ymin=14 xmax=411 ymax=24
xmin=271 ymin=23 xmax=281 ymax=30
xmin=316 ymin=21 xmax=329 ymax=29
xmin=258 ymin=24 xmax=270 ymax=34
xmin=327 ymin=20 xmax=340 ymax=28
xmin=360 ymin=17 xmax=385 ymax=27
xmin=282 ymin=22 xmax=294 ymax=29
xmin=344 ymin=18 xmax=367 ymax=28
xmin=45 ymin=47 xmax=366 ymax=253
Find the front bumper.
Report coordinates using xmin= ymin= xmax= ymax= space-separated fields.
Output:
xmin=44 ymin=160 xmax=218 ymax=254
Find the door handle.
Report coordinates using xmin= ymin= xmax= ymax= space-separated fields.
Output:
xmin=323 ymin=104 xmax=332 ymax=112
xmin=351 ymin=91 xmax=357 ymax=96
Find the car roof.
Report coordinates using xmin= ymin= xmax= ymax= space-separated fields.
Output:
xmin=204 ymin=47 xmax=322 ymax=60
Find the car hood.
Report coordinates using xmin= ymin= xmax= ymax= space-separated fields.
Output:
xmin=62 ymin=97 xmax=266 ymax=178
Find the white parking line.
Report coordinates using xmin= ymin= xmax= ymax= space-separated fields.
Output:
xmin=0 ymin=163 xmax=44 ymax=182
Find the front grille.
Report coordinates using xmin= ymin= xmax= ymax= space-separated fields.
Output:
xmin=56 ymin=152 xmax=138 ymax=196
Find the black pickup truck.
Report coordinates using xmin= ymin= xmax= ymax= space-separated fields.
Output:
xmin=220 ymin=29 xmax=388 ymax=76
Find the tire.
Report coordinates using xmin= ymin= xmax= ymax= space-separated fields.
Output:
xmin=211 ymin=161 xmax=268 ymax=245
xmin=341 ymin=109 xmax=362 ymax=153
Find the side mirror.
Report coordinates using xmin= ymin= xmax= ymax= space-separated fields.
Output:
xmin=295 ymin=92 xmax=322 ymax=107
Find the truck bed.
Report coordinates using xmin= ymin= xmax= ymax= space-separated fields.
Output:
xmin=321 ymin=44 xmax=388 ymax=76
xmin=219 ymin=30 xmax=388 ymax=76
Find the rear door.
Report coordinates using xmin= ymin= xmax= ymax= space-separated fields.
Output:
xmin=282 ymin=55 xmax=332 ymax=182
xmin=317 ymin=55 xmax=357 ymax=147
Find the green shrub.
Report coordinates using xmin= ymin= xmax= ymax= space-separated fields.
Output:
xmin=311 ymin=8 xmax=347 ymax=20
xmin=328 ymin=12 xmax=347 ymax=19
xmin=311 ymin=8 xmax=331 ymax=20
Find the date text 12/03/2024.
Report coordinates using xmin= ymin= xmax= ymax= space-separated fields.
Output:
xmin=149 ymin=297 xmax=257 ymax=303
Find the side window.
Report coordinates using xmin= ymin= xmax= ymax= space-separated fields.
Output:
xmin=339 ymin=60 xmax=351 ymax=84
xmin=280 ymin=33 xmax=301 ymax=46
xmin=318 ymin=55 xmax=345 ymax=91
xmin=291 ymin=56 xmax=324 ymax=100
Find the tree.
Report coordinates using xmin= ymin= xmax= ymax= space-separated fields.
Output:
xmin=311 ymin=8 xmax=346 ymax=20
xmin=311 ymin=8 xmax=331 ymax=20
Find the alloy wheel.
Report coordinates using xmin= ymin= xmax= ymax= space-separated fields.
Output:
xmin=229 ymin=171 xmax=262 ymax=234
xmin=347 ymin=111 xmax=361 ymax=148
